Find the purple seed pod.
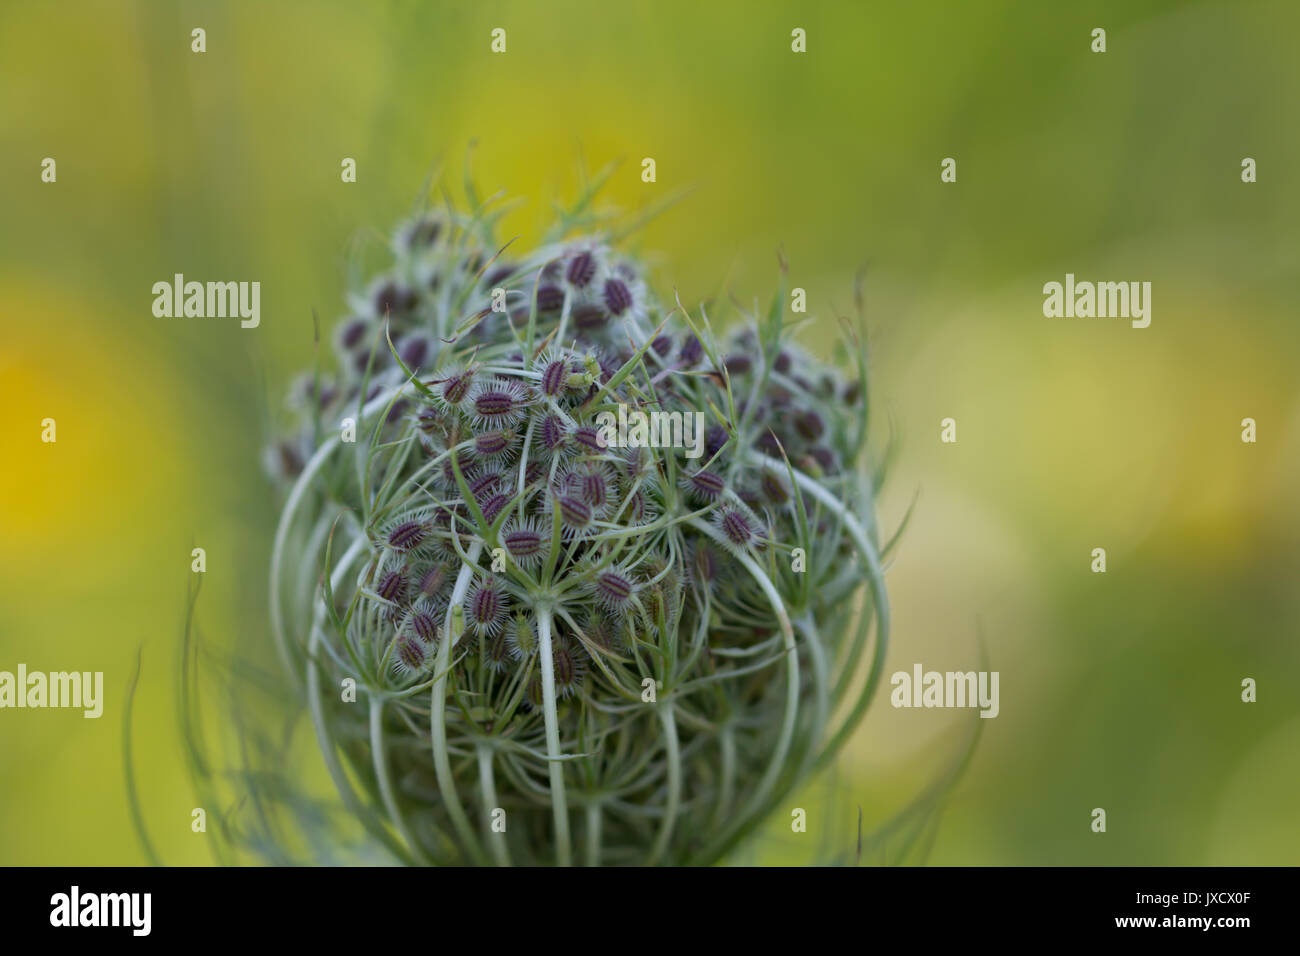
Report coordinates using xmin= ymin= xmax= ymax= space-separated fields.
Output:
xmin=678 ymin=334 xmax=704 ymax=367
xmin=393 ymin=635 xmax=429 ymax=675
xmin=479 ymin=492 xmax=510 ymax=524
xmin=483 ymin=627 xmax=511 ymax=672
xmin=417 ymin=406 xmax=442 ymax=435
xmin=573 ymin=425 xmax=606 ymax=454
xmin=602 ymin=277 xmax=633 ymax=316
xmin=470 ymin=379 xmax=529 ymax=427
xmin=794 ymin=410 xmax=825 ymax=441
xmin=376 ymin=569 xmax=408 ymax=604
xmin=523 ymin=460 xmax=546 ymax=487
xmin=550 ymin=638 xmax=583 ymax=698
xmin=437 ymin=368 xmax=476 ymax=407
xmin=399 ymin=335 xmax=431 ymax=371
xmin=539 ymin=414 xmax=570 ymax=457
xmin=759 ymin=469 xmax=790 ymax=506
xmin=755 ymin=430 xmax=783 ymax=457
xmin=571 ymin=465 xmax=611 ymax=511
xmin=681 ymin=469 xmax=727 ymax=503
xmin=625 ymin=488 xmax=654 ymax=524
xmin=410 ymin=608 xmax=439 ymax=644
xmin=373 ymin=280 xmax=416 ymax=317
xmin=535 ymin=284 xmax=565 ymax=313
xmin=438 ymin=457 xmax=457 ymax=486
xmin=467 ymin=467 xmax=503 ymax=500
xmin=502 ymin=520 xmax=545 ymax=566
xmin=716 ymin=507 xmax=758 ymax=548
xmin=764 ymin=388 xmax=792 ymax=411
xmin=592 ymin=349 xmax=623 ymax=383
xmin=589 ymin=567 xmax=637 ymax=612
xmin=705 ymin=425 xmax=729 ymax=459
xmin=651 ymin=334 xmax=673 ymax=358
xmin=565 ymin=249 xmax=598 ymax=288
xmin=723 ymin=354 xmax=753 ymax=376
xmin=621 ymin=446 xmax=650 ymax=482
xmin=354 ymin=348 xmax=384 ymax=374
xmin=468 ymin=577 xmax=509 ymax=635
xmin=387 ymin=518 xmax=429 ymax=552
xmin=271 ymin=440 xmax=304 ymax=479
xmin=573 ymin=304 xmax=608 ymax=334
xmin=809 ymin=446 xmax=836 ymax=472
xmin=555 ymin=493 xmax=594 ymax=535
xmin=339 ymin=317 xmax=370 ymax=350
xmin=474 ymin=428 xmax=517 ymax=458
xmin=540 ymin=357 xmax=570 ymax=397
xmin=398 ymin=215 xmax=441 ymax=251
xmin=774 ymin=351 xmax=792 ymax=374
xmin=416 ymin=564 xmax=450 ymax=600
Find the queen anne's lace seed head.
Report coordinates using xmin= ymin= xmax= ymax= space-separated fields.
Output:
xmin=263 ymin=184 xmax=886 ymax=868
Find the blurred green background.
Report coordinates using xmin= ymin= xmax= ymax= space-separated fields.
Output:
xmin=2 ymin=0 xmax=1297 ymax=865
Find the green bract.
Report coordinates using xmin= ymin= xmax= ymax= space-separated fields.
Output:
xmin=268 ymin=189 xmax=889 ymax=865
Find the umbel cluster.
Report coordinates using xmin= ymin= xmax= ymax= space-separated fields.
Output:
xmin=267 ymin=193 xmax=887 ymax=865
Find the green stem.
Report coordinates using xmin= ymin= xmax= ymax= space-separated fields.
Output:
xmin=585 ymin=801 xmax=603 ymax=867
xmin=710 ymin=726 xmax=737 ymax=835
xmin=270 ymin=382 xmax=419 ymax=695
xmin=536 ymin=605 xmax=573 ymax=866
xmin=646 ymin=704 xmax=682 ymax=865
xmin=431 ymin=540 xmax=488 ymax=863
xmin=686 ymin=518 xmax=798 ymax=863
xmin=369 ymin=696 xmax=421 ymax=855
xmin=306 ymin=539 xmax=420 ymax=864
xmin=760 ymin=458 xmax=891 ymax=773
xmin=476 ymin=743 xmax=511 ymax=867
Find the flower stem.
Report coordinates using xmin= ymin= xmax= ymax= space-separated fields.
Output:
xmin=686 ymin=518 xmax=799 ymax=863
xmin=476 ymin=743 xmax=511 ymax=867
xmin=430 ymin=541 xmax=488 ymax=863
xmin=646 ymin=704 xmax=681 ymax=865
xmin=369 ymin=695 xmax=421 ymax=855
xmin=753 ymin=454 xmax=891 ymax=773
xmin=585 ymin=801 xmax=603 ymax=867
xmin=536 ymin=605 xmax=573 ymax=866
